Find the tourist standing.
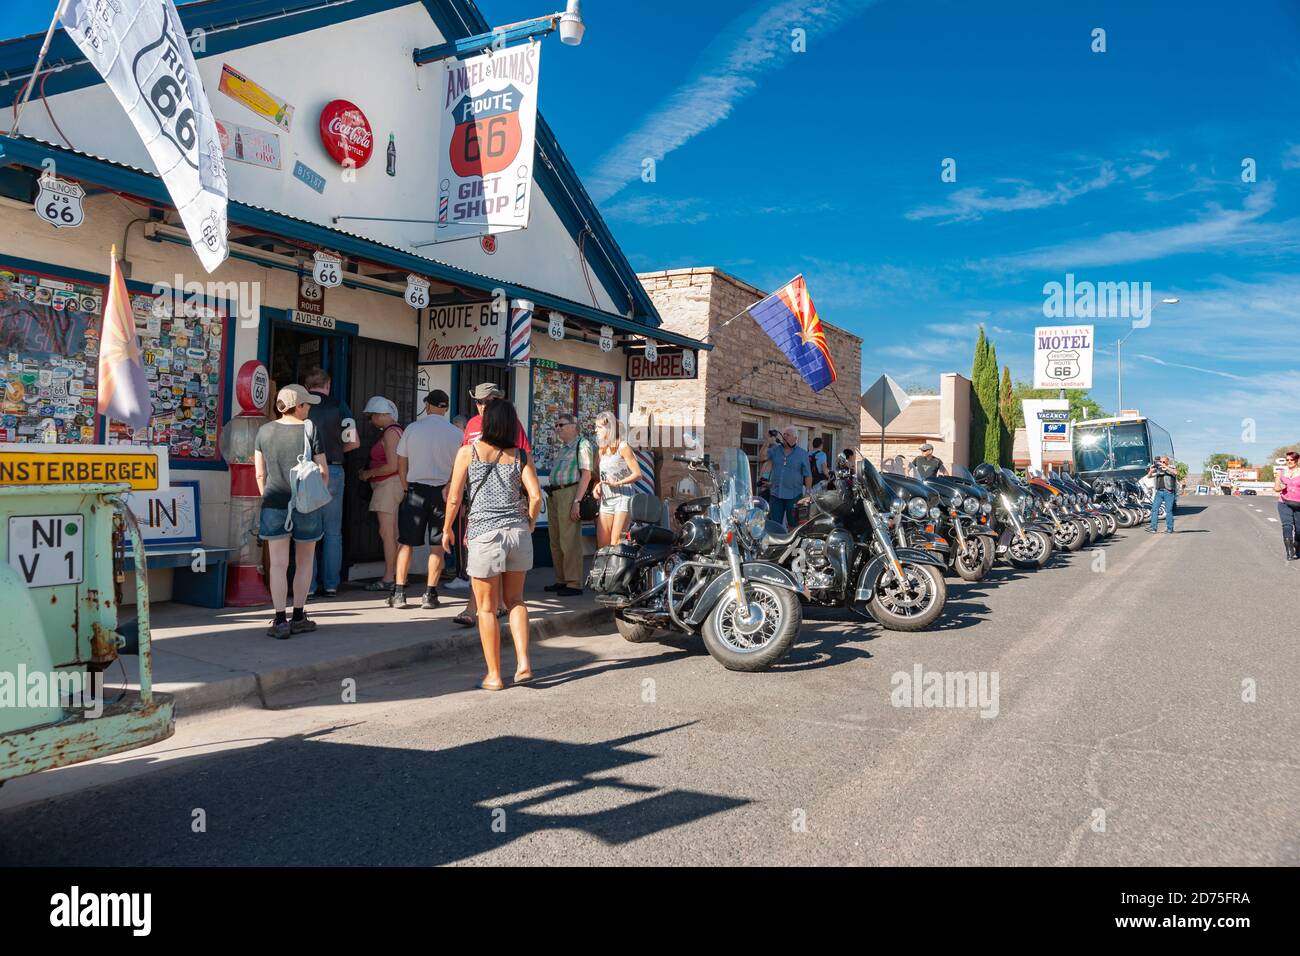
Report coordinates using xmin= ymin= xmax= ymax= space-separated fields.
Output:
xmin=359 ymin=396 xmax=404 ymax=590
xmin=391 ymin=390 xmax=462 ymax=608
xmin=545 ymin=412 xmax=593 ymax=596
xmin=304 ymin=367 xmax=358 ymax=597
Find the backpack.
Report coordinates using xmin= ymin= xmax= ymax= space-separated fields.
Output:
xmin=286 ymin=419 xmax=332 ymax=529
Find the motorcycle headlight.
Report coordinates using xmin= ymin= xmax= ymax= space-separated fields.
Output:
xmin=929 ymin=506 xmax=942 ymax=521
xmin=981 ymin=500 xmax=992 ymax=515
xmin=742 ymin=506 xmax=768 ymax=542
xmin=950 ymin=491 xmax=963 ymax=507
xmin=907 ymin=496 xmax=928 ymax=519
xmin=891 ymin=498 xmax=906 ymax=513
xmin=963 ymin=496 xmax=980 ymax=515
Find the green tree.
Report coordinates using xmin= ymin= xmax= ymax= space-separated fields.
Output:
xmin=982 ymin=341 xmax=1001 ymax=464
xmin=1175 ymin=461 xmax=1190 ymax=482
xmin=1204 ymin=452 xmax=1247 ymax=472
xmin=999 ymin=365 xmax=1014 ymax=467
xmin=969 ymin=328 xmax=990 ymax=466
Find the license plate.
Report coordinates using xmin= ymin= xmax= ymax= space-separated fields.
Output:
xmin=7 ymin=514 xmax=83 ymax=588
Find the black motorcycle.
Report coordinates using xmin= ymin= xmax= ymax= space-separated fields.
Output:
xmin=972 ymin=464 xmax=1055 ymax=570
xmin=757 ymin=458 xmax=948 ymax=631
xmin=918 ymin=465 xmax=999 ymax=581
xmin=587 ymin=450 xmax=804 ymax=671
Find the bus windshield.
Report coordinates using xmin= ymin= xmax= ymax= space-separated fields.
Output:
xmin=1073 ymin=422 xmax=1152 ymax=473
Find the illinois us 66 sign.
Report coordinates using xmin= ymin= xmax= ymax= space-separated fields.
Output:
xmin=34 ymin=175 xmax=85 ymax=229
xmin=8 ymin=514 xmax=84 ymax=588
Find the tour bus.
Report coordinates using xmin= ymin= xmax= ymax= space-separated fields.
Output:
xmin=1071 ymin=413 xmax=1174 ymax=478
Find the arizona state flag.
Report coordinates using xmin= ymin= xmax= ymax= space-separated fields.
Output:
xmin=746 ymin=275 xmax=837 ymax=392
xmin=97 ymin=245 xmax=152 ymax=429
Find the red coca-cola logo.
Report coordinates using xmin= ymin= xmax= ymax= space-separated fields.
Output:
xmin=319 ymin=99 xmax=374 ymax=168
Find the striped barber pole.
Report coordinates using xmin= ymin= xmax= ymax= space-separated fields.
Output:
xmin=508 ymin=299 xmax=533 ymax=367
xmin=632 ymin=447 xmax=656 ymax=496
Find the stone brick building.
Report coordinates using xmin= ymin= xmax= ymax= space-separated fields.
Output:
xmin=635 ymin=268 xmax=862 ymax=494
xmin=859 ymin=372 xmax=973 ymax=470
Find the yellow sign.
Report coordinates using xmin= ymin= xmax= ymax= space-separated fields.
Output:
xmin=218 ymin=64 xmax=294 ymax=131
xmin=0 ymin=450 xmax=163 ymax=490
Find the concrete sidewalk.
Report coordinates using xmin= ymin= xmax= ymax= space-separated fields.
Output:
xmin=114 ymin=568 xmax=610 ymax=715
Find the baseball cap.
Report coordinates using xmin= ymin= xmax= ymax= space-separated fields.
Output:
xmin=919 ymin=442 xmax=934 ymax=451
xmin=363 ymin=395 xmax=399 ymax=417
xmin=275 ymin=384 xmax=320 ymax=413
xmin=470 ymin=382 xmax=504 ymax=401
xmin=425 ymin=389 xmax=450 ymax=408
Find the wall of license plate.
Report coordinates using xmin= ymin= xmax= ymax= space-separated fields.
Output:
xmin=529 ymin=360 xmax=619 ymax=475
xmin=0 ymin=262 xmax=229 ymax=461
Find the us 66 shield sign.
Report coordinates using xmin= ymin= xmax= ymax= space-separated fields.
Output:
xmin=34 ymin=175 xmax=86 ymax=229
xmin=8 ymin=514 xmax=84 ymax=588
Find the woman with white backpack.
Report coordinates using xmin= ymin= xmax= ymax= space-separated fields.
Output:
xmin=255 ymin=384 xmax=330 ymax=639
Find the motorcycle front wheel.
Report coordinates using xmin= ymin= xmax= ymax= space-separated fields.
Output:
xmin=1101 ymin=513 xmax=1118 ymax=536
xmin=1008 ymin=529 xmax=1053 ymax=569
xmin=953 ymin=539 xmax=987 ymax=581
xmin=1056 ymin=519 xmax=1088 ymax=552
xmin=700 ymin=581 xmax=802 ymax=671
xmin=867 ymin=562 xmax=947 ymax=631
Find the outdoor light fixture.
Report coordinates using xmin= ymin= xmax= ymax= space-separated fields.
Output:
xmin=559 ymin=0 xmax=585 ymax=45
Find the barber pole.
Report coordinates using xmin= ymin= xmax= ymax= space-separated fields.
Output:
xmin=509 ymin=299 xmax=533 ymax=367
xmin=632 ymin=447 xmax=656 ymax=496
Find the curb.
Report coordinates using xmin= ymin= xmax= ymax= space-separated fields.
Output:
xmin=171 ymin=606 xmax=613 ymax=716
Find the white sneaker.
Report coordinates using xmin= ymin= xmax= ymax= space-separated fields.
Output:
xmin=445 ymin=578 xmax=470 ymax=590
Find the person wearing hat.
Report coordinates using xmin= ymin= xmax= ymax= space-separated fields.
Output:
xmin=910 ymin=443 xmax=947 ymax=480
xmin=389 ymin=389 xmax=463 ymax=609
xmin=462 ymin=381 xmax=531 ymax=451
xmin=358 ymin=396 xmax=404 ymax=592
xmin=254 ymin=384 xmax=328 ymax=639
xmin=545 ymin=410 xmax=594 ymax=595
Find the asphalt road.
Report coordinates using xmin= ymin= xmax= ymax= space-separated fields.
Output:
xmin=1 ymin=497 xmax=1295 ymax=866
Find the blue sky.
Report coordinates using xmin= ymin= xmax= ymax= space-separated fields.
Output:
xmin=8 ymin=0 xmax=1299 ymax=468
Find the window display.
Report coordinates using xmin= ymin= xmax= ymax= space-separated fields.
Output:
xmin=0 ymin=262 xmax=229 ymax=462
xmin=529 ymin=359 xmax=618 ymax=474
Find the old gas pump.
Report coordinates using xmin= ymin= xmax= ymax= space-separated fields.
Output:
xmin=0 ymin=443 xmax=174 ymax=783
xmin=220 ymin=361 xmax=271 ymax=606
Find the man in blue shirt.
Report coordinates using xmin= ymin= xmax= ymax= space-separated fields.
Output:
xmin=759 ymin=426 xmax=812 ymax=528
xmin=305 ymin=368 xmax=359 ymax=595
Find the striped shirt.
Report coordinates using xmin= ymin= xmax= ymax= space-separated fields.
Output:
xmin=550 ymin=436 xmax=594 ymax=487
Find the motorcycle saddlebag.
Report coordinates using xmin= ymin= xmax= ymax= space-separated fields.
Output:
xmin=586 ymin=543 xmax=641 ymax=595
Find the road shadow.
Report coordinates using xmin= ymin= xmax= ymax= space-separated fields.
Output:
xmin=0 ymin=724 xmax=748 ymax=866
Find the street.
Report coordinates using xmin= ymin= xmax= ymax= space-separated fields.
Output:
xmin=1 ymin=496 xmax=1295 ymax=866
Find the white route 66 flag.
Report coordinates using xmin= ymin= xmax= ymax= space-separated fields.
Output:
xmin=62 ymin=0 xmax=229 ymax=272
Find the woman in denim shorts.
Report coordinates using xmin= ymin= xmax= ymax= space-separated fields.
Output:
xmin=255 ymin=384 xmax=329 ymax=639
xmin=592 ymin=411 xmax=643 ymax=549
xmin=441 ymin=399 xmax=542 ymax=691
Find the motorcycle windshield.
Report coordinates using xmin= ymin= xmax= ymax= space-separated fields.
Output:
xmin=950 ymin=464 xmax=977 ymax=483
xmin=716 ymin=448 xmax=753 ymax=519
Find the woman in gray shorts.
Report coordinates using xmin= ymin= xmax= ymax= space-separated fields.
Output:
xmin=442 ymin=399 xmax=542 ymax=691
xmin=592 ymin=411 xmax=643 ymax=548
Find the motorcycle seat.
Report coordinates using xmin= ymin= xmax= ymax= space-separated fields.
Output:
xmin=629 ymin=523 xmax=676 ymax=546
xmin=764 ymin=521 xmax=800 ymax=547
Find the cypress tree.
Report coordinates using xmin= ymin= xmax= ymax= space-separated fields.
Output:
xmin=969 ymin=328 xmax=989 ymax=466
xmin=999 ymin=365 xmax=1014 ymax=468
xmin=981 ymin=341 xmax=1001 ymax=465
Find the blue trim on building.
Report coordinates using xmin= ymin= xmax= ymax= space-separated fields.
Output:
xmin=0 ymin=137 xmax=709 ymax=351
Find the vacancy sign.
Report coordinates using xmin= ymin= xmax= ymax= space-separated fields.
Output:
xmin=1034 ymin=325 xmax=1094 ymax=389
xmin=434 ymin=43 xmax=541 ymax=242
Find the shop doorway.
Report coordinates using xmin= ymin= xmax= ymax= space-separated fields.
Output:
xmin=269 ymin=324 xmax=349 ymax=399
xmin=454 ymin=362 xmax=513 ymax=418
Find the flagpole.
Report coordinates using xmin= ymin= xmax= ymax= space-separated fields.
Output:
xmin=8 ymin=1 xmax=68 ymax=136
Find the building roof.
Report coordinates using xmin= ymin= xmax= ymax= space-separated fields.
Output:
xmin=860 ymin=396 xmax=942 ymax=439
xmin=1012 ymin=426 xmax=1071 ymax=465
xmin=0 ymin=0 xmax=665 ymax=330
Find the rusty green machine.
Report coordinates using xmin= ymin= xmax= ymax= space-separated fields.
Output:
xmin=0 ymin=481 xmax=174 ymax=783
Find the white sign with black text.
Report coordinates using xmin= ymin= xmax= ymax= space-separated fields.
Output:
xmin=34 ymin=175 xmax=85 ymax=229
xmin=1034 ymin=324 xmax=1094 ymax=389
xmin=313 ymin=251 xmax=343 ymax=289
xmin=8 ymin=514 xmax=84 ymax=588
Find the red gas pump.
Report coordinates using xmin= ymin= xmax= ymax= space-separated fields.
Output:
xmin=219 ymin=360 xmax=272 ymax=606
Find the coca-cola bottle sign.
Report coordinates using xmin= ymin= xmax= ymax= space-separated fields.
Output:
xmin=318 ymin=99 xmax=375 ymax=169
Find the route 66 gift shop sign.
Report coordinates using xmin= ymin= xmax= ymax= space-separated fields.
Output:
xmin=34 ymin=175 xmax=85 ymax=229
xmin=434 ymin=43 xmax=541 ymax=243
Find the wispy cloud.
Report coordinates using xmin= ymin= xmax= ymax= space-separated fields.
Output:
xmin=905 ymin=164 xmax=1118 ymax=224
xmin=974 ymin=182 xmax=1295 ymax=273
xmin=1283 ymin=144 xmax=1300 ymax=170
xmin=1128 ymin=353 xmax=1249 ymax=381
xmin=603 ymin=196 xmax=713 ymax=226
xmin=585 ymin=0 xmax=880 ymax=204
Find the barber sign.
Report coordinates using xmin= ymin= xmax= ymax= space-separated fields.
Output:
xmin=34 ymin=174 xmax=85 ymax=229
xmin=1033 ymin=325 xmax=1093 ymax=389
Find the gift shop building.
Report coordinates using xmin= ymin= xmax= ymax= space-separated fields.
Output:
xmin=0 ymin=0 xmax=708 ymax=594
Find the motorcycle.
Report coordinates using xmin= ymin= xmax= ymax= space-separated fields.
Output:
xmin=757 ymin=457 xmax=949 ymax=631
xmin=1028 ymin=473 xmax=1090 ymax=552
xmin=587 ymin=449 xmax=804 ymax=671
xmin=910 ymin=464 xmax=999 ymax=581
xmin=972 ymin=464 xmax=1056 ymax=570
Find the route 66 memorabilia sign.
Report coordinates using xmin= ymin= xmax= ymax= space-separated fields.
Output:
xmin=297 ymin=275 xmax=324 ymax=315
xmin=548 ymin=312 xmax=565 ymax=341
xmin=682 ymin=350 xmax=695 ymax=376
xmin=405 ymin=274 xmax=431 ymax=310
xmin=599 ymin=325 xmax=614 ymax=353
xmin=34 ymin=176 xmax=85 ymax=229
xmin=313 ymin=250 xmax=342 ymax=288
xmin=644 ymin=339 xmax=658 ymax=364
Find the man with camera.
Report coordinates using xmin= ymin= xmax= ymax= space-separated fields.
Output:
xmin=758 ymin=426 xmax=812 ymax=528
xmin=1147 ymin=456 xmax=1179 ymax=533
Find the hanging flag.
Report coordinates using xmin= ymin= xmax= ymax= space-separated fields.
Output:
xmin=62 ymin=0 xmax=229 ymax=272
xmin=97 ymin=245 xmax=152 ymax=429
xmin=746 ymin=274 xmax=837 ymax=392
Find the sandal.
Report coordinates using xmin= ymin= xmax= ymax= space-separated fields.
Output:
xmin=513 ymin=670 xmax=533 ymax=684
xmin=452 ymin=611 xmax=475 ymax=627
xmin=479 ymin=679 xmax=504 ymax=692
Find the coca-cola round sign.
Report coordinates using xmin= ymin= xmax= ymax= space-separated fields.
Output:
xmin=319 ymin=99 xmax=374 ymax=169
